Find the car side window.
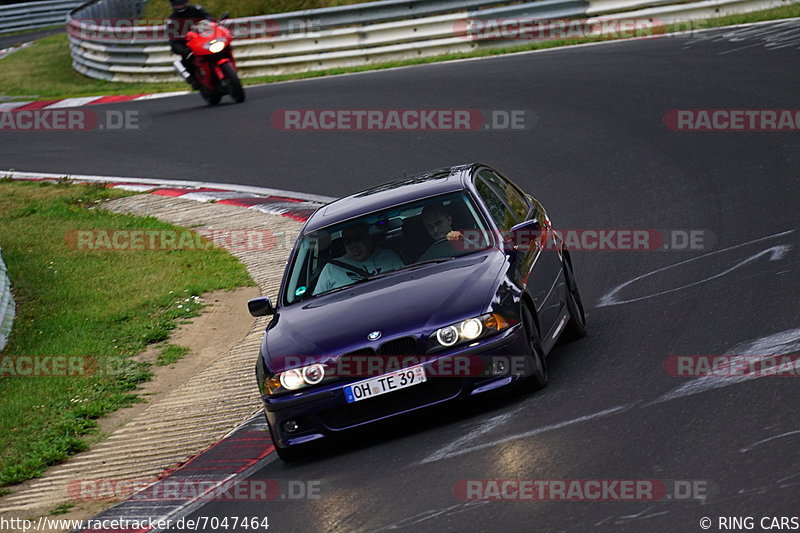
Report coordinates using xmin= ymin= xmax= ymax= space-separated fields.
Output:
xmin=475 ymin=176 xmax=518 ymax=231
xmin=477 ymin=169 xmax=529 ymax=223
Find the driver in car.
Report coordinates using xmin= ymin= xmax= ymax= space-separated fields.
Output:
xmin=313 ymin=223 xmax=404 ymax=295
xmin=417 ymin=204 xmax=466 ymax=261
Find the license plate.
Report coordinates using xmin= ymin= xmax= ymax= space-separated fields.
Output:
xmin=344 ymin=365 xmax=427 ymax=403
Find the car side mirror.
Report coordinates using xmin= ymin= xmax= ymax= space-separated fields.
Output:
xmin=508 ymin=218 xmax=542 ymax=252
xmin=248 ymin=297 xmax=274 ymax=316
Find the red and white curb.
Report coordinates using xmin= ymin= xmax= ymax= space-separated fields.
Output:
xmin=70 ymin=414 xmax=275 ymax=533
xmin=2 ymin=170 xmax=334 ymax=222
xmin=0 ymin=92 xmax=191 ymax=112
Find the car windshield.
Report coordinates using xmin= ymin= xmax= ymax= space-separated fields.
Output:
xmin=283 ymin=191 xmax=491 ymax=304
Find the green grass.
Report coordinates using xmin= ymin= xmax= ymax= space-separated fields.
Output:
xmin=156 ymin=343 xmax=190 ymax=366
xmin=1 ymin=2 xmax=799 ymax=101
xmin=0 ymin=180 xmax=254 ymax=487
xmin=51 ymin=502 xmax=76 ymax=515
xmin=0 ymin=34 xmax=187 ymax=100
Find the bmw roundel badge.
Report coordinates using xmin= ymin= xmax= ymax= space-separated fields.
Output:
xmin=368 ymin=331 xmax=382 ymax=341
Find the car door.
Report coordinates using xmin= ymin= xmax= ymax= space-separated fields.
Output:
xmin=472 ymin=168 xmax=563 ymax=335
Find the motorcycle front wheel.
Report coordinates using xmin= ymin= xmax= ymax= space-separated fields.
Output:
xmin=200 ymin=87 xmax=222 ymax=106
xmin=221 ymin=62 xmax=245 ymax=103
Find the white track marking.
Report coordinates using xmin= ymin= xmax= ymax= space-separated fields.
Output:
xmin=419 ymin=405 xmax=525 ymax=464
xmin=596 ymin=230 xmax=794 ymax=307
xmin=420 ymin=326 xmax=800 ymax=464
xmin=418 ymin=405 xmax=630 ymax=464
xmin=652 ymin=328 xmax=800 ymax=403
xmin=0 ymin=169 xmax=336 ymax=203
xmin=44 ymin=96 xmax=103 ymax=108
xmin=0 ymin=101 xmax=32 ymax=111
xmin=740 ymin=430 xmax=800 ymax=453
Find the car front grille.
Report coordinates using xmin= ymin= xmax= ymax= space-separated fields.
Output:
xmin=379 ymin=336 xmax=418 ymax=356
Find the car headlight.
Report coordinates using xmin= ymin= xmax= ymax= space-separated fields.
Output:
xmin=206 ymin=40 xmax=226 ymax=53
xmin=429 ymin=313 xmax=510 ymax=351
xmin=460 ymin=318 xmax=483 ymax=340
xmin=302 ymin=363 xmax=325 ymax=385
xmin=264 ymin=363 xmax=331 ymax=395
xmin=436 ymin=325 xmax=459 ymax=347
xmin=279 ymin=368 xmax=305 ymax=390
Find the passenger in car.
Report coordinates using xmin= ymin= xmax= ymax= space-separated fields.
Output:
xmin=314 ymin=223 xmax=404 ymax=294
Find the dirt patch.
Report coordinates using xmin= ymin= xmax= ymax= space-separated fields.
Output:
xmin=97 ymin=286 xmax=260 ymax=436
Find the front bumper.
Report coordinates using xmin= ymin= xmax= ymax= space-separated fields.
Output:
xmin=261 ymin=324 xmax=529 ymax=448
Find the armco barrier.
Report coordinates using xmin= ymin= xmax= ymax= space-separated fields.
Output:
xmin=0 ymin=0 xmax=83 ymax=34
xmin=0 ymin=248 xmax=15 ymax=352
xmin=66 ymin=0 xmax=793 ymax=82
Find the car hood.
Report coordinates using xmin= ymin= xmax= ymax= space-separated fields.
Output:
xmin=262 ymin=251 xmax=507 ymax=372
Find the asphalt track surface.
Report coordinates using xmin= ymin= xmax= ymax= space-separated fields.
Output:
xmin=4 ymin=20 xmax=800 ymax=532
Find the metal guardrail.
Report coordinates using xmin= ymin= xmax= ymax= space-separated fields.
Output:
xmin=66 ymin=0 xmax=793 ymax=82
xmin=0 ymin=0 xmax=83 ymax=34
xmin=0 ymin=248 xmax=15 ymax=353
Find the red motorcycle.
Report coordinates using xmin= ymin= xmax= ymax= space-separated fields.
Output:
xmin=181 ymin=18 xmax=245 ymax=105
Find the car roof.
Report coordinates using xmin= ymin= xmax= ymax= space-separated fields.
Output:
xmin=303 ymin=163 xmax=478 ymax=232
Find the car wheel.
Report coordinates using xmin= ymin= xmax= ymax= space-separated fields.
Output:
xmin=561 ymin=255 xmax=586 ymax=341
xmin=266 ymin=417 xmax=303 ymax=462
xmin=521 ymin=304 xmax=548 ymax=391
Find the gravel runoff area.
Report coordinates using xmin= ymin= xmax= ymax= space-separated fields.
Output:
xmin=0 ymin=194 xmax=303 ymax=518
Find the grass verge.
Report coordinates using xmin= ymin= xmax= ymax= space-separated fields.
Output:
xmin=0 ymin=180 xmax=254 ymax=488
xmin=0 ymin=3 xmax=799 ymax=101
xmin=156 ymin=343 xmax=190 ymax=366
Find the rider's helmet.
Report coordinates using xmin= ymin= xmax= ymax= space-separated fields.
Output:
xmin=169 ymin=0 xmax=188 ymax=10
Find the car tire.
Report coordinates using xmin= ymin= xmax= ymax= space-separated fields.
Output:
xmin=266 ymin=417 xmax=303 ymax=462
xmin=521 ymin=304 xmax=548 ymax=391
xmin=561 ymin=254 xmax=586 ymax=341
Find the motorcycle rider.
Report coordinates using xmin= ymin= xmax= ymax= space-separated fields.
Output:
xmin=166 ymin=0 xmax=212 ymax=89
